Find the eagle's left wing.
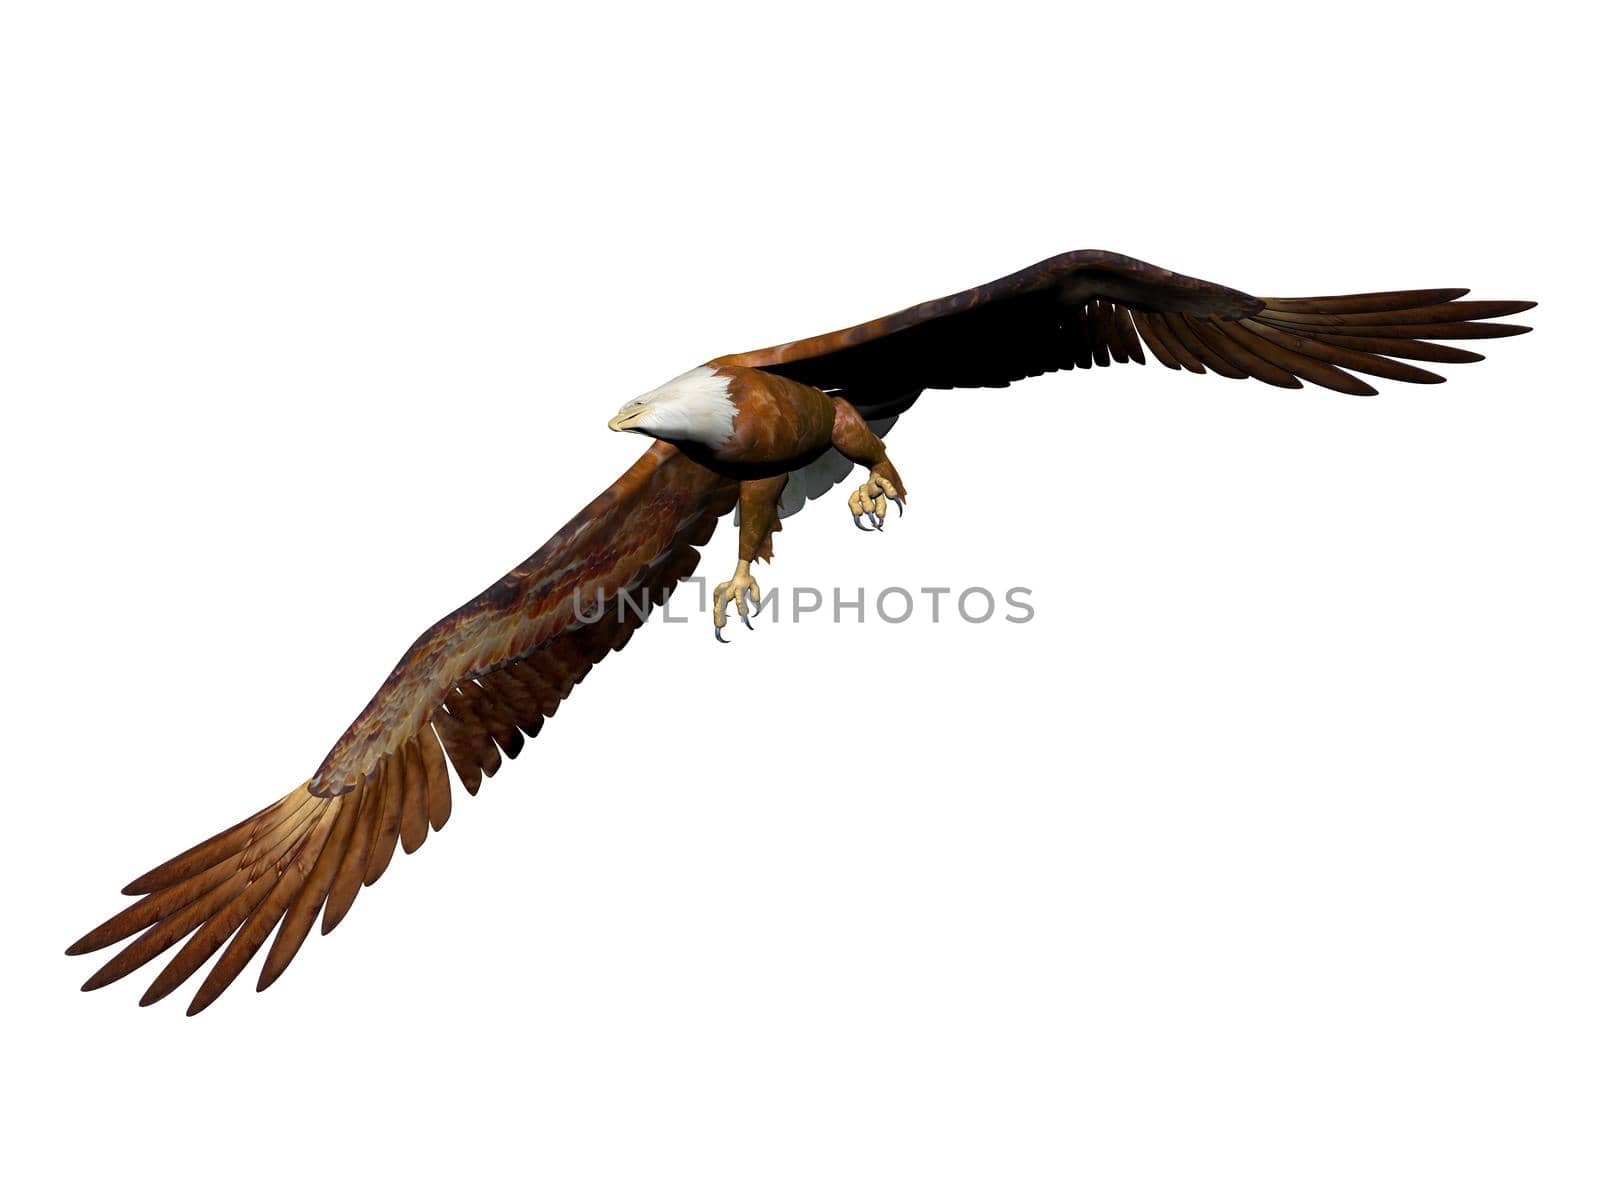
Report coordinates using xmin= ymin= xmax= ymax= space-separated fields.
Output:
xmin=69 ymin=442 xmax=737 ymax=1014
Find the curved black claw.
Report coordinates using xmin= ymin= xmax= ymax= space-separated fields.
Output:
xmin=854 ymin=513 xmax=872 ymax=531
xmin=870 ymin=511 xmax=884 ymax=530
xmin=891 ymin=496 xmax=904 ymax=517
xmin=714 ymin=625 xmax=728 ymax=644
xmin=741 ymin=611 xmax=754 ymax=631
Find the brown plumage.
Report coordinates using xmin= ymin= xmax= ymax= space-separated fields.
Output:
xmin=71 ymin=444 xmax=736 ymax=1013
xmin=69 ymin=250 xmax=1533 ymax=1013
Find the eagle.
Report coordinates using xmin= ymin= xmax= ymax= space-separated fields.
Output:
xmin=68 ymin=250 xmax=1534 ymax=1014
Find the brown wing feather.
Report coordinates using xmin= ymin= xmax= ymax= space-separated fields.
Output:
xmin=714 ymin=249 xmax=1532 ymax=410
xmin=69 ymin=442 xmax=737 ymax=1013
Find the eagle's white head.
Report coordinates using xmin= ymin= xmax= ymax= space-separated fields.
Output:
xmin=608 ymin=366 xmax=737 ymax=448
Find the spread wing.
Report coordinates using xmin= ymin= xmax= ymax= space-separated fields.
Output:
xmin=68 ymin=442 xmax=737 ymax=1014
xmin=714 ymin=249 xmax=1535 ymax=423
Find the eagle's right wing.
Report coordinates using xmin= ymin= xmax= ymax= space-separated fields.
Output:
xmin=714 ymin=249 xmax=1535 ymax=421
xmin=69 ymin=441 xmax=737 ymax=1014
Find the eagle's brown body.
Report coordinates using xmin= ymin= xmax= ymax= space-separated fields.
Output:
xmin=68 ymin=249 xmax=1534 ymax=1013
xmin=682 ymin=367 xmax=841 ymax=477
xmin=671 ymin=366 xmax=907 ymax=571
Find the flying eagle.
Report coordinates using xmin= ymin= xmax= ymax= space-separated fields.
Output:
xmin=68 ymin=250 xmax=1534 ymax=1014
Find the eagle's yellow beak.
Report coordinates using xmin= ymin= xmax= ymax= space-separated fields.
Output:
xmin=608 ymin=403 xmax=655 ymax=433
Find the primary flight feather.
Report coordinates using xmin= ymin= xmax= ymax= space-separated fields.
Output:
xmin=68 ymin=250 xmax=1534 ymax=1013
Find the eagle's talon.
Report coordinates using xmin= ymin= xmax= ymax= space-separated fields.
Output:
xmin=712 ymin=563 xmax=761 ymax=639
xmin=849 ymin=472 xmax=903 ymax=531
xmin=714 ymin=626 xmax=727 ymax=643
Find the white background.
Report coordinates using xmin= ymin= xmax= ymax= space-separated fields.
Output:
xmin=2 ymin=3 xmax=1594 ymax=1197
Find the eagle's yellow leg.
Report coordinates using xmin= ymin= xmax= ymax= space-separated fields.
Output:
xmin=712 ymin=560 xmax=761 ymax=642
xmin=831 ymin=398 xmax=907 ymax=531
xmin=714 ymin=475 xmax=785 ymax=642
xmin=847 ymin=472 xmax=903 ymax=531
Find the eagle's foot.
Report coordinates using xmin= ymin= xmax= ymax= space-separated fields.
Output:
xmin=849 ymin=472 xmax=903 ymax=531
xmin=712 ymin=561 xmax=761 ymax=643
